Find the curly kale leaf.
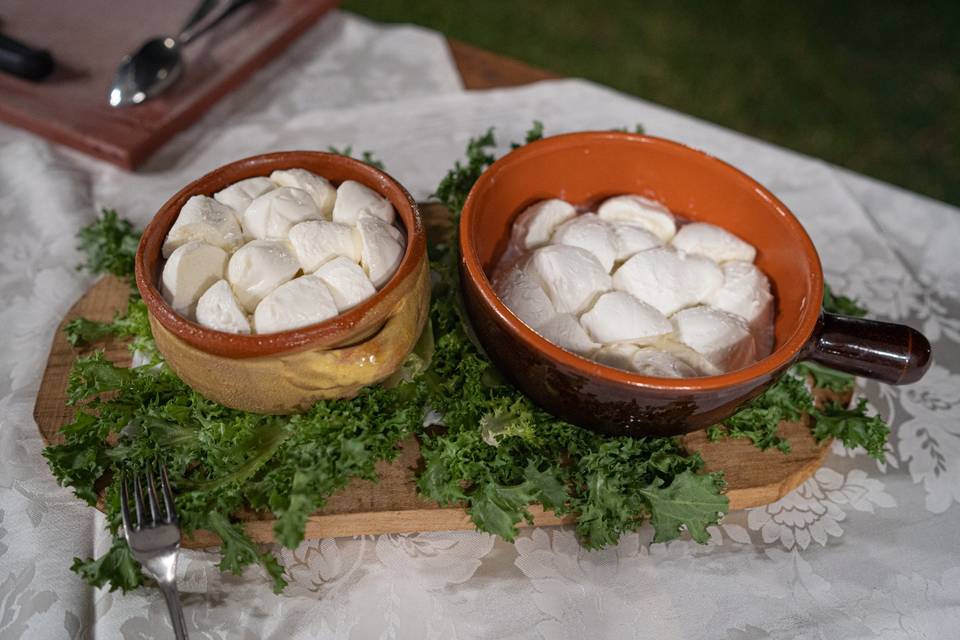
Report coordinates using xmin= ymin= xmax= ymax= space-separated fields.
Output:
xmin=610 ymin=123 xmax=646 ymax=134
xmin=70 ymin=538 xmax=144 ymax=593
xmin=76 ymin=209 xmax=140 ymax=282
xmin=248 ymin=380 xmax=427 ymax=549
xmin=511 ymin=120 xmax=545 ymax=148
xmin=640 ymin=470 xmax=728 ymax=543
xmin=207 ymin=512 xmax=286 ymax=594
xmin=432 ymin=128 xmax=497 ymax=215
xmin=572 ymin=439 xmax=722 ymax=548
xmin=706 ymin=371 xmax=812 ymax=453
xmin=64 ymin=317 xmax=114 ymax=347
xmin=811 ymin=399 xmax=890 ymax=459
xmin=326 ymin=145 xmax=386 ymax=170
xmin=792 ymin=361 xmax=856 ymax=393
xmin=64 ymin=299 xmax=158 ymax=366
xmin=823 ymin=283 xmax=867 ymax=317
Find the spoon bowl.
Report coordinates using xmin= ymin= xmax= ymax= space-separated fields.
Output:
xmin=109 ymin=37 xmax=182 ymax=107
xmin=108 ymin=0 xmax=254 ymax=107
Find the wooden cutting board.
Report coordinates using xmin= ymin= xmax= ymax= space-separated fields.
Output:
xmin=32 ymin=203 xmax=833 ymax=547
xmin=0 ymin=0 xmax=337 ymax=169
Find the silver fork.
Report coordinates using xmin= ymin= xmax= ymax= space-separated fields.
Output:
xmin=120 ymin=466 xmax=190 ymax=640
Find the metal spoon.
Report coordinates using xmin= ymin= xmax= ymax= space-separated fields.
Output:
xmin=108 ymin=0 xmax=254 ymax=107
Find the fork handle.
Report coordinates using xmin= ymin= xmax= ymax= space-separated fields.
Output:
xmin=159 ymin=583 xmax=190 ymax=639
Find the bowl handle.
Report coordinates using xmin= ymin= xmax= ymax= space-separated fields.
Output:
xmin=802 ymin=312 xmax=932 ymax=385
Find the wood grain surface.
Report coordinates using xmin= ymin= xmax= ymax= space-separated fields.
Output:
xmin=448 ymin=40 xmax=558 ymax=89
xmin=33 ymin=272 xmax=829 ymax=547
xmin=0 ymin=0 xmax=337 ymax=169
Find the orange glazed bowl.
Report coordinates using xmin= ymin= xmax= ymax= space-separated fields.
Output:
xmin=136 ymin=151 xmax=430 ymax=414
xmin=459 ymin=132 xmax=931 ymax=437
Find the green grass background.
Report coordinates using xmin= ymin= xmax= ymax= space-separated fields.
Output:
xmin=343 ymin=1 xmax=959 ymax=206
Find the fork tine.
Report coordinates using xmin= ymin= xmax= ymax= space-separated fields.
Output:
xmin=159 ymin=465 xmax=177 ymax=524
xmin=145 ymin=467 xmax=162 ymax=523
xmin=119 ymin=473 xmax=134 ymax=533
xmin=132 ymin=471 xmax=147 ymax=527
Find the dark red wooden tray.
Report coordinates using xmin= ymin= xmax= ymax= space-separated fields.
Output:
xmin=0 ymin=0 xmax=337 ymax=169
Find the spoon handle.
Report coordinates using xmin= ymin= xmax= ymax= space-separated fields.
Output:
xmin=178 ymin=0 xmax=257 ymax=45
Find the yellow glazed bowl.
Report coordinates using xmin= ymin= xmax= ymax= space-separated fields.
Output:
xmin=134 ymin=151 xmax=430 ymax=414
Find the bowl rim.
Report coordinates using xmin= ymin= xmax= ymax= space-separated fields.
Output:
xmin=135 ymin=150 xmax=425 ymax=359
xmin=459 ymin=131 xmax=824 ymax=391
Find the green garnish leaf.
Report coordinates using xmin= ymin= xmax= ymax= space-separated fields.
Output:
xmin=207 ymin=512 xmax=287 ymax=593
xmin=707 ymin=372 xmax=812 ymax=453
xmin=66 ymin=351 xmax=137 ymax=405
xmin=467 ymin=477 xmax=541 ymax=541
xmin=70 ymin=538 xmax=144 ymax=593
xmin=76 ymin=209 xmax=140 ymax=283
xmin=640 ymin=470 xmax=728 ymax=544
xmin=64 ymin=317 xmax=114 ymax=347
xmin=610 ymin=123 xmax=646 ymax=134
xmin=823 ymin=283 xmax=867 ymax=317
xmin=511 ymin=120 xmax=545 ymax=148
xmin=326 ymin=145 xmax=386 ymax=170
xmin=63 ymin=296 xmax=157 ymax=359
xmin=433 ymin=128 xmax=497 ymax=214
xmin=811 ymin=399 xmax=889 ymax=459
xmin=572 ymin=437 xmax=717 ymax=548
xmin=792 ymin=361 xmax=856 ymax=392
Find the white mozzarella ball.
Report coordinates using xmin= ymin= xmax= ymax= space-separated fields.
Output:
xmin=227 ymin=240 xmax=300 ymax=313
xmin=612 ymin=247 xmax=723 ymax=316
xmin=552 ymin=213 xmax=618 ymax=273
xmin=253 ymin=275 xmax=338 ymax=333
xmin=707 ymin=260 xmax=774 ymax=352
xmin=161 ymin=241 xmax=228 ymax=317
xmin=270 ymin=169 xmax=336 ymax=217
xmin=580 ymin=291 xmax=672 ymax=344
xmin=332 ymin=180 xmax=395 ymax=226
xmin=630 ymin=347 xmax=700 ymax=378
xmin=163 ymin=195 xmax=244 ymax=257
xmin=313 ymin=256 xmax=377 ymax=312
xmin=611 ymin=223 xmax=661 ymax=262
xmin=512 ymin=198 xmax=576 ymax=250
xmin=495 ymin=265 xmax=557 ymax=332
xmin=381 ymin=220 xmax=406 ymax=247
xmin=597 ymin=195 xmax=676 ymax=242
xmin=594 ymin=343 xmax=642 ymax=370
xmin=243 ymin=187 xmax=321 ymax=240
xmin=288 ymin=220 xmax=361 ymax=272
xmin=538 ymin=314 xmax=600 ymax=356
xmin=595 ymin=342 xmax=700 ymax=376
xmin=213 ymin=177 xmax=275 ymax=214
xmin=671 ymin=306 xmax=757 ymax=373
xmin=195 ymin=279 xmax=250 ymax=334
xmin=670 ymin=222 xmax=756 ymax=263
xmin=525 ymin=244 xmax=612 ymax=315
xmin=641 ymin=338 xmax=720 ymax=376
xmin=356 ymin=213 xmax=404 ymax=288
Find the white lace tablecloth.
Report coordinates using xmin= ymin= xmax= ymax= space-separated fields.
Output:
xmin=2 ymin=11 xmax=959 ymax=640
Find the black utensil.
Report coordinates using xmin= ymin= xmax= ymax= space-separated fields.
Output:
xmin=0 ymin=33 xmax=54 ymax=80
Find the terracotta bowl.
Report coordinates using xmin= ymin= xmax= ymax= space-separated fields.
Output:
xmin=459 ymin=132 xmax=931 ymax=437
xmin=136 ymin=151 xmax=430 ymax=414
